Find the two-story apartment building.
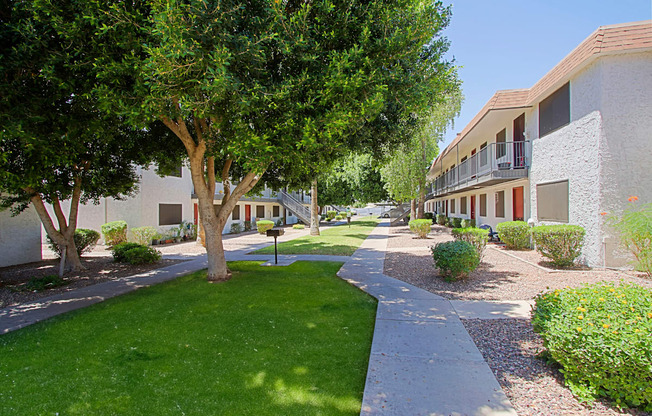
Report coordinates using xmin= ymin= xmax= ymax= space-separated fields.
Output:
xmin=426 ymin=21 xmax=652 ymax=267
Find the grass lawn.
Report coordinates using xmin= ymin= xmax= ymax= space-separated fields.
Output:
xmin=255 ymin=217 xmax=379 ymax=256
xmin=0 ymin=261 xmax=377 ymax=415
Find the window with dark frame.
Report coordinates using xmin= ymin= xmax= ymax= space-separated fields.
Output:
xmin=495 ymin=129 xmax=506 ymax=159
xmin=480 ymin=142 xmax=488 ymax=166
xmin=460 ymin=196 xmax=467 ymax=215
xmin=232 ymin=205 xmax=240 ymax=220
xmin=159 ymin=204 xmax=182 ymax=225
xmin=479 ymin=194 xmax=487 ymax=217
xmin=450 ymin=198 xmax=456 ymax=213
xmin=273 ymin=205 xmax=280 ymax=217
xmin=539 ymin=82 xmax=570 ymax=137
xmin=256 ymin=205 xmax=265 ymax=218
xmin=536 ymin=180 xmax=569 ymax=222
xmin=495 ymin=191 xmax=505 ymax=218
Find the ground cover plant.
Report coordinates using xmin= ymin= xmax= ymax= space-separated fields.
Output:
xmin=533 ymin=283 xmax=652 ymax=411
xmin=0 ymin=261 xmax=376 ymax=415
xmin=531 ymin=224 xmax=585 ymax=268
xmin=496 ymin=221 xmax=530 ymax=250
xmin=254 ymin=218 xmax=379 ymax=256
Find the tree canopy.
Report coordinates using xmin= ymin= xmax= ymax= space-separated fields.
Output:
xmin=318 ymin=153 xmax=388 ymax=207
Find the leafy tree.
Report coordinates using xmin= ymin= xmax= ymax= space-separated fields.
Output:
xmin=319 ymin=153 xmax=388 ymax=208
xmin=0 ymin=3 xmax=178 ymax=272
xmin=381 ymin=93 xmax=461 ymax=218
xmin=32 ymin=0 xmax=459 ymax=280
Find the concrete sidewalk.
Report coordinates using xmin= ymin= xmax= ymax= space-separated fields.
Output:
xmin=339 ymin=221 xmax=517 ymax=416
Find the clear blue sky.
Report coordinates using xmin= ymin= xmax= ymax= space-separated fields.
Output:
xmin=440 ymin=0 xmax=652 ymax=149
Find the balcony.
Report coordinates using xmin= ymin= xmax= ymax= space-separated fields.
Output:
xmin=429 ymin=141 xmax=530 ymax=197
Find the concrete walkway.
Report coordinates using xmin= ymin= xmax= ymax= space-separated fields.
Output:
xmin=339 ymin=221 xmax=517 ymax=416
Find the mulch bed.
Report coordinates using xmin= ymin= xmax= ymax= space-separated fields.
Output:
xmin=0 ymin=257 xmax=186 ymax=309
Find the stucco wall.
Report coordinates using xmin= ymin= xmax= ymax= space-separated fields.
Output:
xmin=0 ymin=206 xmax=42 ymax=267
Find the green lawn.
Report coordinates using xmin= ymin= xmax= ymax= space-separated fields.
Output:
xmin=255 ymin=217 xmax=379 ymax=256
xmin=0 ymin=261 xmax=377 ymax=415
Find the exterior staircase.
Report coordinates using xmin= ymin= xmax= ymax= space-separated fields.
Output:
xmin=278 ymin=190 xmax=311 ymax=225
xmin=390 ymin=204 xmax=411 ymax=226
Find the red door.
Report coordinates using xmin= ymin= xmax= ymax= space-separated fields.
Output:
xmin=245 ymin=204 xmax=251 ymax=221
xmin=512 ymin=187 xmax=524 ymax=221
xmin=193 ymin=203 xmax=198 ymax=225
xmin=470 ymin=195 xmax=476 ymax=221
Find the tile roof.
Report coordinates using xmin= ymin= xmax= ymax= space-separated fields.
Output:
xmin=430 ymin=20 xmax=652 ymax=171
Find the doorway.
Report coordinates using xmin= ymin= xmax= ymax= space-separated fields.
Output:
xmin=513 ymin=113 xmax=525 ymax=167
xmin=245 ymin=204 xmax=251 ymax=222
xmin=470 ymin=195 xmax=476 ymax=221
xmin=512 ymin=187 xmax=524 ymax=221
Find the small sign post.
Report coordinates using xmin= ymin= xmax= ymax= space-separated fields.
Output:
xmin=266 ymin=229 xmax=285 ymax=264
xmin=347 ymin=208 xmax=352 ymax=228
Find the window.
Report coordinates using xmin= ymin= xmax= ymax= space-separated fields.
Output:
xmin=479 ymin=194 xmax=487 ymax=217
xmin=495 ymin=191 xmax=505 ymax=218
xmin=450 ymin=198 xmax=456 ymax=213
xmin=536 ymin=180 xmax=569 ymax=222
xmin=256 ymin=205 xmax=265 ymax=218
xmin=159 ymin=204 xmax=182 ymax=225
xmin=479 ymin=142 xmax=488 ymax=166
xmin=460 ymin=196 xmax=467 ymax=215
xmin=232 ymin=205 xmax=240 ymax=220
xmin=273 ymin=205 xmax=280 ymax=217
xmin=539 ymin=82 xmax=570 ymax=137
xmin=495 ymin=129 xmax=506 ymax=159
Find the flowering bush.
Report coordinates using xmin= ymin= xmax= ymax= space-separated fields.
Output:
xmin=496 ymin=221 xmax=530 ymax=250
xmin=606 ymin=197 xmax=652 ymax=276
xmin=531 ymin=225 xmax=585 ymax=268
xmin=533 ymin=283 xmax=652 ymax=410
xmin=409 ymin=219 xmax=432 ymax=238
xmin=452 ymin=227 xmax=489 ymax=260
xmin=431 ymin=240 xmax=479 ymax=281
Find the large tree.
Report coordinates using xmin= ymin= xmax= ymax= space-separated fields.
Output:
xmin=318 ymin=153 xmax=388 ymax=208
xmin=0 ymin=3 xmax=178 ymax=272
xmin=33 ymin=0 xmax=459 ymax=280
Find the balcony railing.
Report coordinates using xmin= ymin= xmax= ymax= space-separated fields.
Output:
xmin=431 ymin=141 xmax=530 ymax=196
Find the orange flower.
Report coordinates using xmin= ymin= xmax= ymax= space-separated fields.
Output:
xmin=600 ymin=212 xmax=608 ymax=216
xmin=628 ymin=196 xmax=639 ymax=202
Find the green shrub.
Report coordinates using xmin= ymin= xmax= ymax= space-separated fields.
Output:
xmin=110 ymin=242 xmax=143 ymax=262
xmin=23 ymin=274 xmax=68 ymax=292
xmin=445 ymin=217 xmax=453 ymax=228
xmin=101 ymin=220 xmax=128 ymax=247
xmin=409 ymin=219 xmax=432 ymax=238
xmin=607 ymin=199 xmax=652 ymax=276
xmin=327 ymin=210 xmax=337 ymax=220
xmin=460 ymin=219 xmax=476 ymax=228
xmin=275 ymin=218 xmax=284 ymax=227
xmin=325 ymin=218 xmax=332 ymax=222
xmin=533 ymin=283 xmax=652 ymax=410
xmin=531 ymin=224 xmax=585 ymax=267
xmin=451 ymin=217 xmax=462 ymax=228
xmin=351 ymin=211 xmax=357 ymax=216
xmin=130 ymin=226 xmax=158 ymax=246
xmin=122 ymin=246 xmax=162 ymax=265
xmin=256 ymin=220 xmax=274 ymax=234
xmin=335 ymin=215 xmax=343 ymax=220
xmin=243 ymin=221 xmax=252 ymax=232
xmin=496 ymin=221 xmax=530 ymax=250
xmin=292 ymin=224 xmax=305 ymax=230
xmin=46 ymin=228 xmax=100 ymax=258
xmin=424 ymin=212 xmax=434 ymax=220
xmin=431 ymin=240 xmax=479 ymax=281
xmin=452 ymin=227 xmax=489 ymax=259
xmin=436 ymin=214 xmax=446 ymax=225
xmin=230 ymin=223 xmax=243 ymax=234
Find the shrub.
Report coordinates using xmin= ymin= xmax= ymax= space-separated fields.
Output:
xmin=335 ymin=215 xmax=343 ymax=220
xmin=606 ymin=198 xmax=652 ymax=276
xmin=101 ymin=220 xmax=128 ymax=247
xmin=327 ymin=210 xmax=337 ymax=220
xmin=436 ymin=214 xmax=446 ymax=225
xmin=431 ymin=240 xmax=479 ymax=281
xmin=292 ymin=224 xmax=305 ymax=230
xmin=130 ymin=226 xmax=158 ymax=246
xmin=46 ymin=228 xmax=100 ymax=258
xmin=496 ymin=221 xmax=530 ymax=250
xmin=275 ymin=218 xmax=284 ymax=227
xmin=122 ymin=246 xmax=162 ymax=265
xmin=460 ymin=219 xmax=476 ymax=228
xmin=409 ymin=219 xmax=432 ymax=238
xmin=533 ymin=283 xmax=652 ymax=410
xmin=445 ymin=217 xmax=453 ymax=228
xmin=230 ymin=223 xmax=243 ymax=234
xmin=243 ymin=221 xmax=252 ymax=232
xmin=531 ymin=224 xmax=585 ymax=267
xmin=452 ymin=227 xmax=489 ymax=260
xmin=451 ymin=217 xmax=462 ymax=228
xmin=111 ymin=242 xmax=143 ymax=262
xmin=424 ymin=212 xmax=434 ymax=220
xmin=351 ymin=211 xmax=357 ymax=216
xmin=24 ymin=274 xmax=68 ymax=292
xmin=325 ymin=218 xmax=332 ymax=222
xmin=256 ymin=220 xmax=274 ymax=234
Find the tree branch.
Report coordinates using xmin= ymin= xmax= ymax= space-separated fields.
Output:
xmin=221 ymin=158 xmax=233 ymax=203
xmin=51 ymin=196 xmax=68 ymax=234
xmin=206 ymin=156 xmax=216 ymax=197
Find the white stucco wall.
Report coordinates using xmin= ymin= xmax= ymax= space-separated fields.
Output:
xmin=0 ymin=206 xmax=42 ymax=267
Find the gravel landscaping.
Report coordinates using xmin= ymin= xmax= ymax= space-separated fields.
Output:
xmin=385 ymin=224 xmax=652 ymax=415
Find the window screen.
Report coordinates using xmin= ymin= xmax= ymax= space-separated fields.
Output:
xmin=159 ymin=204 xmax=182 ymax=225
xmin=495 ymin=191 xmax=505 ymax=218
xmin=480 ymin=194 xmax=487 ymax=217
xmin=460 ymin=197 xmax=467 ymax=215
xmin=256 ymin=205 xmax=265 ymax=218
xmin=536 ymin=180 xmax=569 ymax=222
xmin=539 ymin=82 xmax=570 ymax=137
xmin=273 ymin=205 xmax=280 ymax=217
xmin=232 ymin=205 xmax=240 ymax=220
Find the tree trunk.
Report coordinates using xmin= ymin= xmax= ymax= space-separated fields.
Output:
xmin=417 ymin=186 xmax=426 ymax=219
xmin=410 ymin=199 xmax=416 ymax=221
xmin=310 ymin=179 xmax=320 ymax=236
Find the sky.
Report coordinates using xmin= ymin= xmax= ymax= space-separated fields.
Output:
xmin=439 ymin=0 xmax=652 ymax=149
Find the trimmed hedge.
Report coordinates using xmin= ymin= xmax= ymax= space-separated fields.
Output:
xmin=533 ymin=283 xmax=652 ymax=410
xmin=409 ymin=219 xmax=432 ymax=238
xmin=431 ymin=240 xmax=479 ymax=281
xmin=327 ymin=210 xmax=337 ymax=220
xmin=46 ymin=228 xmax=100 ymax=258
xmin=452 ymin=227 xmax=489 ymax=260
xmin=496 ymin=221 xmax=530 ymax=250
xmin=101 ymin=220 xmax=128 ymax=247
xmin=111 ymin=242 xmax=142 ymax=262
xmin=256 ymin=220 xmax=274 ymax=234
xmin=531 ymin=224 xmax=585 ymax=267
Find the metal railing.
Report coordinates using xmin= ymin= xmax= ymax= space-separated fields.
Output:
xmin=431 ymin=141 xmax=530 ymax=196
xmin=278 ymin=190 xmax=311 ymax=224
